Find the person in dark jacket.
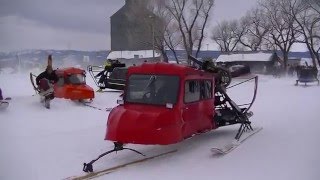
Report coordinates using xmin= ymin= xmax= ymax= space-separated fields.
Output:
xmin=0 ymin=88 xmax=3 ymax=101
xmin=36 ymin=55 xmax=58 ymax=103
xmin=36 ymin=55 xmax=58 ymax=85
xmin=95 ymin=59 xmax=113 ymax=87
xmin=36 ymin=65 xmax=58 ymax=87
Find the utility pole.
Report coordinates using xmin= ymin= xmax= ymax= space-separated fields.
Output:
xmin=16 ymin=53 xmax=21 ymax=73
xmin=149 ymin=15 xmax=155 ymax=58
xmin=152 ymin=22 xmax=155 ymax=58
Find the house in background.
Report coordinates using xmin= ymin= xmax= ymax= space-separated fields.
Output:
xmin=107 ymin=50 xmax=161 ymax=66
xmin=216 ymin=52 xmax=281 ymax=74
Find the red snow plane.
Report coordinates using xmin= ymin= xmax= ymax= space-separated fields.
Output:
xmin=83 ymin=56 xmax=258 ymax=173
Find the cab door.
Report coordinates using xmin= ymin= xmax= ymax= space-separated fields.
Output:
xmin=181 ymin=79 xmax=214 ymax=138
xmin=181 ymin=80 xmax=202 ymax=137
xmin=198 ymin=80 xmax=215 ymax=130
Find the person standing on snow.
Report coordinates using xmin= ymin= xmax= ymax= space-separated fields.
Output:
xmin=0 ymin=87 xmax=11 ymax=109
xmin=95 ymin=59 xmax=114 ymax=91
xmin=95 ymin=60 xmax=112 ymax=83
xmin=0 ymin=88 xmax=3 ymax=101
xmin=0 ymin=88 xmax=11 ymax=101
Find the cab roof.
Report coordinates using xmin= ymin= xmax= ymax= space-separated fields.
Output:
xmin=55 ymin=67 xmax=85 ymax=76
xmin=128 ymin=62 xmax=213 ymax=78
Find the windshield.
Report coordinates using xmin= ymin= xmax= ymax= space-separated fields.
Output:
xmin=68 ymin=74 xmax=86 ymax=84
xmin=126 ymin=74 xmax=179 ymax=105
xmin=109 ymin=68 xmax=127 ymax=80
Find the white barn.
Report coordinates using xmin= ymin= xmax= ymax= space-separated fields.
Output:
xmin=107 ymin=50 xmax=161 ymax=66
xmin=216 ymin=52 xmax=281 ymax=74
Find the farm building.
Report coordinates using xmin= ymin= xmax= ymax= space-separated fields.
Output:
xmin=107 ymin=50 xmax=161 ymax=66
xmin=216 ymin=52 xmax=281 ymax=74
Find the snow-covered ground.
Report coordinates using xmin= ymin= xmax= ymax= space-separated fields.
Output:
xmin=0 ymin=72 xmax=319 ymax=180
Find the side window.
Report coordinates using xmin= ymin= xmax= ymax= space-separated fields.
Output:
xmin=200 ymin=80 xmax=212 ymax=99
xmin=184 ymin=80 xmax=200 ymax=103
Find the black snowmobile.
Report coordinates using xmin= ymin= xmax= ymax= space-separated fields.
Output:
xmin=87 ymin=62 xmax=127 ymax=92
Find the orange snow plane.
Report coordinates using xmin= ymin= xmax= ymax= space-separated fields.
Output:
xmin=54 ymin=67 xmax=94 ymax=101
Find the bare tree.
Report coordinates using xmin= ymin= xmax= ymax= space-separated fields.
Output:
xmin=260 ymin=0 xmax=301 ymax=70
xmin=165 ymin=0 xmax=214 ymax=65
xmin=239 ymin=7 xmax=270 ymax=51
xmin=148 ymin=0 xmax=182 ymax=63
xmin=308 ymin=0 xmax=320 ymax=15
xmin=284 ymin=0 xmax=320 ymax=66
xmin=163 ymin=20 xmax=183 ymax=63
xmin=306 ymin=0 xmax=320 ymax=66
xmin=211 ymin=20 xmax=243 ymax=52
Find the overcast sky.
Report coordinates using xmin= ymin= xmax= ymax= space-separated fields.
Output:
xmin=0 ymin=0 xmax=261 ymax=52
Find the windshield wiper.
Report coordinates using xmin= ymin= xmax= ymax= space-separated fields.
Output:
xmin=143 ymin=75 xmax=157 ymax=91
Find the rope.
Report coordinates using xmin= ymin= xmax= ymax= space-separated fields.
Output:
xmin=227 ymin=76 xmax=256 ymax=89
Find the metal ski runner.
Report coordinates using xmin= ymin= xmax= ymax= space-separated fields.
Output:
xmin=79 ymin=100 xmax=113 ymax=112
xmin=64 ymin=149 xmax=177 ymax=180
xmin=211 ymin=127 xmax=262 ymax=155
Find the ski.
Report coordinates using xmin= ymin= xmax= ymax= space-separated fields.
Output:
xmin=64 ymin=149 xmax=177 ymax=180
xmin=96 ymin=89 xmax=122 ymax=93
xmin=80 ymin=101 xmax=113 ymax=112
xmin=211 ymin=127 xmax=262 ymax=155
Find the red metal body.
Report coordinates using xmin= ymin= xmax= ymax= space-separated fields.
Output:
xmin=106 ymin=63 xmax=218 ymax=145
xmin=53 ymin=67 xmax=94 ymax=100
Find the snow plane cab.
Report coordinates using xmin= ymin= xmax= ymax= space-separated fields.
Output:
xmin=107 ymin=63 xmax=216 ymax=145
xmin=53 ymin=67 xmax=94 ymax=101
xmin=83 ymin=60 xmax=258 ymax=173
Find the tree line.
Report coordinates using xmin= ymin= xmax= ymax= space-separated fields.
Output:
xmin=144 ymin=0 xmax=320 ymax=68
